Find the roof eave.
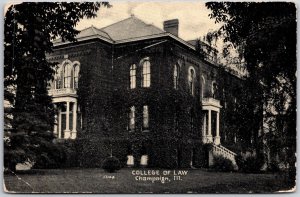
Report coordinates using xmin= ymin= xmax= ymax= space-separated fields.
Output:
xmin=115 ymin=33 xmax=195 ymax=51
xmin=53 ymin=34 xmax=114 ymax=47
xmin=53 ymin=32 xmax=196 ymax=51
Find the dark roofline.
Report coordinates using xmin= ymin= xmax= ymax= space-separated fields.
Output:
xmin=53 ymin=30 xmax=196 ymax=51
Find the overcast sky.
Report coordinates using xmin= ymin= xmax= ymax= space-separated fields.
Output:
xmin=76 ymin=1 xmax=222 ymax=41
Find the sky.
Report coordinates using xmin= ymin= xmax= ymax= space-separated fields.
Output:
xmin=76 ymin=1 xmax=222 ymax=41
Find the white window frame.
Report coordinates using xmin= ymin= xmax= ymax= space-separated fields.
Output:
xmin=130 ymin=64 xmax=136 ymax=89
xmin=64 ymin=63 xmax=73 ymax=88
xmin=188 ymin=67 xmax=196 ymax=96
xmin=73 ymin=64 xmax=80 ymax=89
xmin=174 ymin=64 xmax=179 ymax=90
xmin=55 ymin=66 xmax=62 ymax=89
xmin=141 ymin=58 xmax=151 ymax=88
xmin=201 ymin=75 xmax=206 ymax=99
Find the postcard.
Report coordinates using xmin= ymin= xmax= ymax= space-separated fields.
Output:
xmin=3 ymin=1 xmax=296 ymax=194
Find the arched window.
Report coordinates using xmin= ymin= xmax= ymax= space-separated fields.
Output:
xmin=130 ymin=64 xmax=136 ymax=89
xmin=74 ymin=64 xmax=80 ymax=89
xmin=55 ymin=66 xmax=62 ymax=89
xmin=64 ymin=63 xmax=73 ymax=88
xmin=129 ymin=106 xmax=136 ymax=131
xmin=174 ymin=64 xmax=179 ymax=89
xmin=212 ymin=81 xmax=217 ymax=98
xmin=141 ymin=59 xmax=151 ymax=87
xmin=201 ymin=75 xmax=206 ymax=99
xmin=188 ymin=67 xmax=195 ymax=95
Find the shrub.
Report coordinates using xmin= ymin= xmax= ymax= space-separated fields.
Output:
xmin=77 ymin=137 xmax=128 ymax=168
xmin=236 ymin=154 xmax=264 ymax=173
xmin=60 ymin=141 xmax=79 ymax=168
xmin=211 ymin=155 xmax=235 ymax=172
xmin=268 ymin=162 xmax=280 ymax=173
xmin=102 ymin=156 xmax=121 ymax=173
xmin=33 ymin=142 xmax=65 ymax=169
xmin=33 ymin=140 xmax=79 ymax=169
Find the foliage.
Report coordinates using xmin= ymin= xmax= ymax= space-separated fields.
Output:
xmin=267 ymin=162 xmax=280 ymax=173
xmin=236 ymin=154 xmax=264 ymax=173
xmin=33 ymin=140 xmax=78 ymax=169
xmin=102 ymin=156 xmax=121 ymax=173
xmin=206 ymin=2 xmax=296 ymax=174
xmin=220 ymin=78 xmax=259 ymax=150
xmin=4 ymin=2 xmax=110 ymax=171
xmin=210 ymin=155 xmax=235 ymax=172
xmin=76 ymin=40 xmax=204 ymax=168
xmin=76 ymin=136 xmax=128 ymax=168
xmin=33 ymin=142 xmax=65 ymax=169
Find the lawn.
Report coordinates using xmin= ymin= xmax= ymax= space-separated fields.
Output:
xmin=3 ymin=168 xmax=295 ymax=194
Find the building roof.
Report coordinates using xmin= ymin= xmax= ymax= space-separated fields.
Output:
xmin=53 ymin=16 xmax=195 ymax=50
xmin=57 ymin=16 xmax=165 ymax=42
xmin=79 ymin=25 xmax=112 ymax=40
xmin=100 ymin=16 xmax=165 ymax=41
xmin=52 ymin=25 xmax=113 ymax=44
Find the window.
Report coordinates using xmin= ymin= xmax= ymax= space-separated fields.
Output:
xmin=54 ymin=60 xmax=80 ymax=90
xmin=143 ymin=105 xmax=149 ymax=129
xmin=174 ymin=64 xmax=179 ymax=89
xmin=129 ymin=106 xmax=135 ymax=130
xmin=141 ymin=60 xmax=151 ymax=87
xmin=55 ymin=66 xmax=62 ymax=89
xmin=130 ymin=64 xmax=136 ymax=89
xmin=74 ymin=64 xmax=80 ymax=89
xmin=201 ymin=75 xmax=205 ymax=99
xmin=188 ymin=67 xmax=195 ymax=95
xmin=64 ymin=63 xmax=73 ymax=88
xmin=212 ymin=81 xmax=217 ymax=98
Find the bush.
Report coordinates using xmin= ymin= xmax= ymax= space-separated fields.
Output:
xmin=33 ymin=142 xmax=65 ymax=169
xmin=60 ymin=141 xmax=79 ymax=168
xmin=268 ymin=162 xmax=280 ymax=173
xmin=102 ymin=156 xmax=121 ymax=173
xmin=211 ymin=155 xmax=235 ymax=172
xmin=77 ymin=136 xmax=128 ymax=168
xmin=236 ymin=154 xmax=264 ymax=173
xmin=33 ymin=140 xmax=78 ymax=169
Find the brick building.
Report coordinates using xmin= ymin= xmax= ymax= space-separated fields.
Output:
xmin=47 ymin=16 xmax=252 ymax=168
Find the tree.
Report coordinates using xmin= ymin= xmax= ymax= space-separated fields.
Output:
xmin=4 ymin=2 xmax=110 ymax=171
xmin=205 ymin=2 xmax=296 ymax=176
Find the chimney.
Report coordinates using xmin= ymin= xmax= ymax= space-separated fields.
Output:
xmin=163 ymin=19 xmax=179 ymax=37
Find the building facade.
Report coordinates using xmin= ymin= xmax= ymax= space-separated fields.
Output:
xmin=47 ymin=16 xmax=252 ymax=168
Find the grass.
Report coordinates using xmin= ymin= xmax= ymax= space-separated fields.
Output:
xmin=3 ymin=168 xmax=295 ymax=194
